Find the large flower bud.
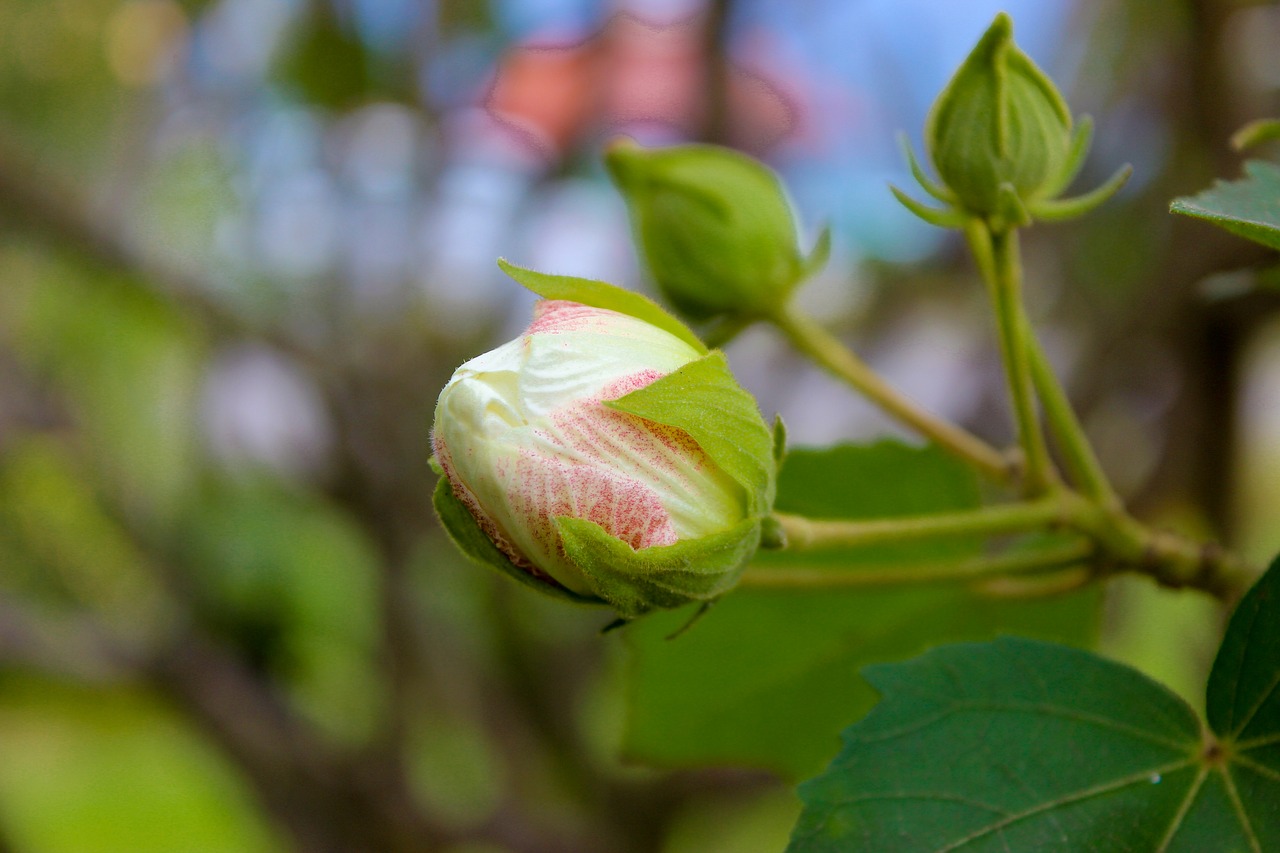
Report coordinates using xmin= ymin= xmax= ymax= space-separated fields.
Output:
xmin=605 ymin=140 xmax=827 ymax=323
xmin=926 ymin=13 xmax=1074 ymax=219
xmin=431 ymin=262 xmax=776 ymax=618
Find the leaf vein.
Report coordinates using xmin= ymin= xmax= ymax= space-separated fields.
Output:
xmin=1230 ymin=753 xmax=1280 ymax=783
xmin=1235 ymin=731 xmax=1280 ymax=751
xmin=1154 ymin=765 xmax=1208 ymax=853
xmin=1231 ymin=667 xmax=1280 ymax=740
xmin=1219 ymin=765 xmax=1262 ymax=853
xmin=933 ymin=758 xmax=1196 ymax=853
xmin=856 ymin=701 xmax=1193 ymax=752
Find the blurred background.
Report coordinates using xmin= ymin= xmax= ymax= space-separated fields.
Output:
xmin=0 ymin=0 xmax=1278 ymax=850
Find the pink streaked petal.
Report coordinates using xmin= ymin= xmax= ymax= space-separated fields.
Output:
xmin=434 ymin=432 xmax=567 ymax=590
xmin=509 ymin=446 xmax=678 ymax=555
xmin=525 ymin=300 xmax=619 ymax=336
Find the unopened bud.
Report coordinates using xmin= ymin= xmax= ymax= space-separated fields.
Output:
xmin=606 ymin=140 xmax=825 ymax=322
xmin=432 ymin=265 xmax=777 ymax=618
xmin=926 ymin=13 xmax=1073 ymax=220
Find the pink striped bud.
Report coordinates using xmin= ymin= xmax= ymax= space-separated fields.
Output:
xmin=433 ymin=300 xmax=758 ymax=604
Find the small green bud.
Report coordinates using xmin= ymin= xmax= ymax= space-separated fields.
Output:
xmin=925 ymin=13 xmax=1073 ymax=219
xmin=432 ymin=263 xmax=779 ymax=619
xmin=606 ymin=140 xmax=822 ymax=322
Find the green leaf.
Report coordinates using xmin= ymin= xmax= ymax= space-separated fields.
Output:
xmin=432 ymin=477 xmax=598 ymax=606
xmin=496 ymin=259 xmax=708 ymax=354
xmin=1204 ymin=553 xmax=1280 ymax=847
xmin=558 ymin=517 xmax=760 ymax=619
xmin=0 ymin=678 xmax=282 ymax=853
xmin=787 ymin=553 xmax=1280 ymax=852
xmin=1170 ymin=161 xmax=1280 ymax=251
xmin=620 ymin=442 xmax=1099 ymax=779
xmin=606 ymin=352 xmax=775 ymax=514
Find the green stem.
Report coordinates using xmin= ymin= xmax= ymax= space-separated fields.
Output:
xmin=771 ymin=490 xmax=1256 ymax=601
xmin=739 ymin=539 xmax=1094 ymax=590
xmin=773 ymin=497 xmax=1065 ymax=551
xmin=1075 ymin=506 xmax=1255 ymax=601
xmin=1025 ymin=333 xmax=1121 ymax=508
xmin=770 ymin=304 xmax=1011 ymax=483
xmin=967 ymin=222 xmax=1056 ymax=495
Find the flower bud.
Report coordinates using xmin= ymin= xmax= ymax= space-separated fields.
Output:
xmin=605 ymin=140 xmax=825 ymax=322
xmin=926 ymin=13 xmax=1073 ymax=219
xmin=432 ymin=270 xmax=776 ymax=618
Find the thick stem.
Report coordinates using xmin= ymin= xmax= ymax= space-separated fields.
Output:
xmin=770 ymin=305 xmax=1011 ymax=482
xmin=740 ymin=539 xmax=1094 ymax=590
xmin=980 ymin=226 xmax=1056 ymax=494
xmin=773 ymin=497 xmax=1066 ymax=550
xmin=770 ymin=489 xmax=1256 ymax=601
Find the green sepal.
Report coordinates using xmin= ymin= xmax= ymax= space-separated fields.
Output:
xmin=992 ymin=182 xmax=1032 ymax=231
xmin=1027 ymin=163 xmax=1132 ymax=222
xmin=772 ymin=415 xmax=788 ymax=467
xmin=605 ymin=351 xmax=776 ymax=515
xmin=496 ymin=258 xmax=707 ymax=354
xmin=897 ymin=132 xmax=956 ymax=203
xmin=432 ymin=477 xmax=601 ymax=606
xmin=758 ymin=514 xmax=786 ymax=550
xmin=1231 ymin=118 xmax=1280 ymax=151
xmin=889 ymin=185 xmax=968 ymax=229
xmin=1038 ymin=114 xmax=1094 ymax=199
xmin=800 ymin=225 xmax=832 ymax=281
xmin=558 ymin=516 xmax=761 ymax=619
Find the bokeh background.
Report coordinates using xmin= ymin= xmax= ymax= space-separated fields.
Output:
xmin=0 ymin=0 xmax=1278 ymax=850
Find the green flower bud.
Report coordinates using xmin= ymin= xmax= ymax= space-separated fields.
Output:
xmin=432 ymin=262 xmax=777 ymax=619
xmin=926 ymin=13 xmax=1073 ymax=219
xmin=605 ymin=140 xmax=825 ymax=323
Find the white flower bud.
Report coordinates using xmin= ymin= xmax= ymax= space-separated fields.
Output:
xmin=433 ymin=300 xmax=752 ymax=599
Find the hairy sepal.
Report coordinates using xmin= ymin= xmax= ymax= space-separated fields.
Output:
xmin=497 ymin=259 xmax=707 ymax=354
xmin=558 ymin=516 xmax=761 ymax=619
xmin=433 ymin=477 xmax=601 ymax=606
xmin=604 ymin=351 xmax=776 ymax=516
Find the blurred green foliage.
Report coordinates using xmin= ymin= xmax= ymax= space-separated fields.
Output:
xmin=0 ymin=677 xmax=283 ymax=853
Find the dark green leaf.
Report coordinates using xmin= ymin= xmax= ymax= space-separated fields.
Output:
xmin=621 ymin=442 xmax=1099 ymax=778
xmin=787 ymin=554 xmax=1280 ymax=852
xmin=1204 ymin=553 xmax=1280 ymax=849
xmin=1170 ymin=161 xmax=1280 ymax=251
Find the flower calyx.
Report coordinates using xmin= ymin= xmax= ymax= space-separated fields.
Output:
xmin=893 ymin=13 xmax=1131 ymax=234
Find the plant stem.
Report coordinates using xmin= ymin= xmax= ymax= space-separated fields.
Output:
xmin=773 ymin=497 xmax=1066 ymax=551
xmin=1025 ymin=333 xmax=1121 ymax=508
xmin=970 ymin=223 xmax=1056 ymax=495
xmin=1072 ymin=505 xmax=1256 ymax=601
xmin=770 ymin=490 xmax=1256 ymax=601
xmin=769 ymin=304 xmax=1011 ymax=483
xmin=740 ymin=539 xmax=1094 ymax=589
